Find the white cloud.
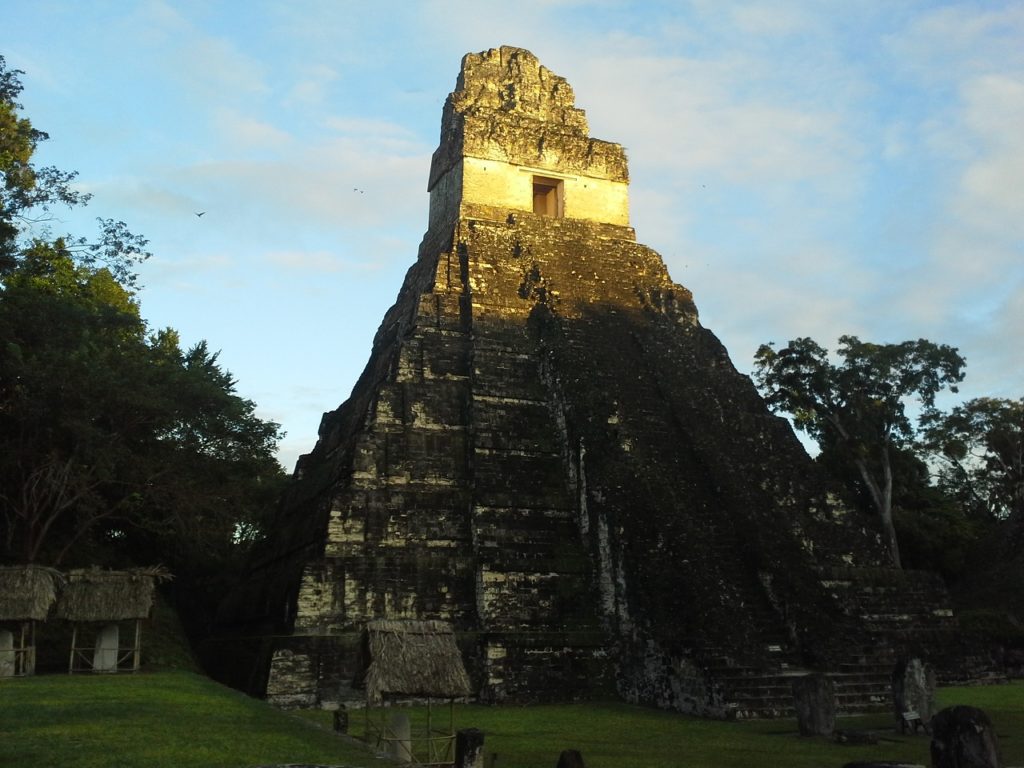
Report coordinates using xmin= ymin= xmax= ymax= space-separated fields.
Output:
xmin=80 ymin=177 xmax=196 ymax=217
xmin=214 ymin=109 xmax=293 ymax=149
xmin=181 ymin=37 xmax=268 ymax=98
xmin=129 ymin=0 xmax=269 ymax=104
xmin=324 ymin=116 xmax=419 ymax=140
xmin=685 ymin=240 xmax=873 ymax=357
xmin=156 ymin=125 xmax=430 ymax=240
xmin=531 ymin=48 xmax=864 ymax=206
xmin=262 ymin=249 xmax=382 ymax=274
xmin=886 ymin=11 xmax=1024 ymax=361
xmin=140 ymin=250 xmax=237 ymax=295
xmin=729 ymin=3 xmax=817 ymax=37
xmin=285 ymin=64 xmax=340 ymax=107
xmin=955 ymin=74 xmax=1024 ymax=240
xmin=887 ymin=4 xmax=1024 ymax=81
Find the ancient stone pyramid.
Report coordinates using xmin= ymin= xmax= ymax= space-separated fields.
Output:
xmin=223 ymin=47 xmax=962 ymax=717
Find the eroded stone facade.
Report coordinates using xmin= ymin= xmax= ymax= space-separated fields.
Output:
xmin=219 ymin=47 xmax=962 ymax=717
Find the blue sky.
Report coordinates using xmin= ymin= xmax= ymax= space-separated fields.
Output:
xmin=5 ymin=1 xmax=1023 ymax=470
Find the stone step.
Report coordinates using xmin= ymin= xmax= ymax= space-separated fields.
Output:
xmin=710 ymin=661 xmax=898 ymax=719
xmin=832 ymin=680 xmax=889 ymax=695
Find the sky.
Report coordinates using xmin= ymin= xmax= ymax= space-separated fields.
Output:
xmin=4 ymin=1 xmax=1023 ymax=471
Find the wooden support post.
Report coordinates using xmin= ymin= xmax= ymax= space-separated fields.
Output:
xmin=133 ymin=620 xmax=142 ymax=672
xmin=364 ymin=697 xmax=370 ymax=745
xmin=0 ymin=626 xmax=13 ymax=677
xmin=26 ymin=622 xmax=35 ymax=675
xmin=68 ymin=624 xmax=78 ymax=674
xmin=449 ymin=699 xmax=456 ymax=762
xmin=426 ymin=696 xmax=433 ymax=762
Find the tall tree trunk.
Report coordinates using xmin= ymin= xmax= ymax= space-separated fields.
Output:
xmin=879 ymin=444 xmax=900 ymax=569
xmin=852 ymin=447 xmax=902 ymax=569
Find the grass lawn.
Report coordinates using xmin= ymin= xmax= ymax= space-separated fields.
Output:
xmin=3 ymin=671 xmax=1021 ymax=768
xmin=305 ymin=683 xmax=1024 ymax=768
xmin=0 ymin=670 xmax=383 ymax=768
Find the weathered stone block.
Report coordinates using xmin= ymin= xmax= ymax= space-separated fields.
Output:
xmin=930 ymin=706 xmax=1002 ymax=768
xmin=455 ymin=728 xmax=485 ymax=768
xmin=792 ymin=673 xmax=836 ymax=736
xmin=893 ymin=657 xmax=937 ymax=731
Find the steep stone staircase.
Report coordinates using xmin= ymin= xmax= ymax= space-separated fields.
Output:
xmin=702 ymin=566 xmax=971 ymax=719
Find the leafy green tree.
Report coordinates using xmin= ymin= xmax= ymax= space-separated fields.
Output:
xmin=815 ymin=441 xmax=979 ymax=581
xmin=0 ymin=55 xmax=285 ymax=573
xmin=922 ymin=399 xmax=1024 ymax=636
xmin=0 ymin=239 xmax=147 ymax=562
xmin=923 ymin=397 xmax=1024 ymax=523
xmin=1 ymin=55 xmax=147 ymax=283
xmin=1 ymin=55 xmax=88 ymax=271
xmin=753 ymin=335 xmax=965 ymax=568
xmin=0 ymin=242 xmax=285 ymax=567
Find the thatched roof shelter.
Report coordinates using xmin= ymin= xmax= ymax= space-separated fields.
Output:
xmin=358 ymin=619 xmax=471 ymax=704
xmin=54 ymin=567 xmax=170 ymax=622
xmin=0 ymin=565 xmax=63 ymax=622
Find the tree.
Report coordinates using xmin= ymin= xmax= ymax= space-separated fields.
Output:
xmin=1 ymin=55 xmax=147 ymax=283
xmin=814 ymin=438 xmax=976 ymax=578
xmin=923 ymin=397 xmax=1024 ymax=524
xmin=0 ymin=55 xmax=285 ymax=571
xmin=0 ymin=239 xmax=146 ymax=562
xmin=753 ymin=335 xmax=965 ymax=568
xmin=0 ymin=242 xmax=285 ymax=567
xmin=922 ymin=398 xmax=1024 ymax=636
xmin=1 ymin=55 xmax=89 ymax=271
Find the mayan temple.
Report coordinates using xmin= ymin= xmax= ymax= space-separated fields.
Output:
xmin=217 ymin=46 xmax=965 ymax=718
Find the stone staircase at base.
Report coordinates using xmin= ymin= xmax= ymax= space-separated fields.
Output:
xmin=700 ymin=566 xmax=972 ymax=719
xmin=831 ymin=661 xmax=897 ymax=715
xmin=714 ymin=665 xmax=810 ymax=719
xmin=709 ymin=659 xmax=894 ymax=719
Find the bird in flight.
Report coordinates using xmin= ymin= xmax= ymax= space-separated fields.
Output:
xmin=195 ymin=211 xmax=206 ymax=217
xmin=353 ymin=188 xmax=364 ymax=194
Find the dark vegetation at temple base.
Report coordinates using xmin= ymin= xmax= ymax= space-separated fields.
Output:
xmin=753 ymin=335 xmax=966 ymax=570
xmin=755 ymin=336 xmax=1024 ymax=666
xmin=0 ymin=55 xmax=286 ymax=657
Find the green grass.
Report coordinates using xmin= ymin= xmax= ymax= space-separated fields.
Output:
xmin=0 ymin=670 xmax=383 ymax=768
xmin=3 ymin=672 xmax=1021 ymax=768
xmin=305 ymin=684 xmax=1024 ymax=768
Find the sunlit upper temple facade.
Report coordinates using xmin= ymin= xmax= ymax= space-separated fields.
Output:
xmin=425 ymin=47 xmax=631 ymax=232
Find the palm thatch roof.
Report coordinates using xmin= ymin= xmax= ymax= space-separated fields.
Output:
xmin=53 ymin=566 xmax=171 ymax=622
xmin=0 ymin=565 xmax=63 ymax=622
xmin=357 ymin=619 xmax=472 ymax=703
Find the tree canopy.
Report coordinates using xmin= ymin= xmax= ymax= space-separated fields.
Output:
xmin=924 ymin=397 xmax=1024 ymax=524
xmin=1 ymin=56 xmax=89 ymax=272
xmin=753 ymin=335 xmax=965 ymax=568
xmin=0 ymin=55 xmax=285 ymax=574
